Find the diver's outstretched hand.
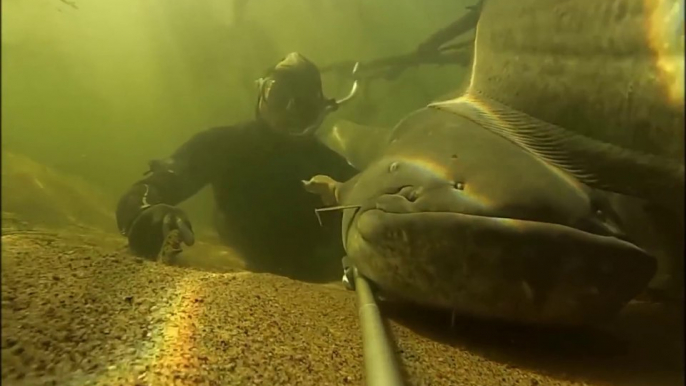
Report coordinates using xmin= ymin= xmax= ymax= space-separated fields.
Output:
xmin=126 ymin=204 xmax=195 ymax=260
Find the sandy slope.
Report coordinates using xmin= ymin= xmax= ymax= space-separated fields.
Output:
xmin=1 ymin=227 xmax=683 ymax=386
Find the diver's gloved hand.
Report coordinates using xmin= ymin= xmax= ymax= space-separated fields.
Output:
xmin=126 ymin=204 xmax=195 ymax=259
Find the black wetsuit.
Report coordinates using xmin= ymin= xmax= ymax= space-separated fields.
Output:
xmin=116 ymin=119 xmax=356 ymax=282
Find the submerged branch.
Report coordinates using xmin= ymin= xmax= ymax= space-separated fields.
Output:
xmin=320 ymin=40 xmax=474 ymax=82
xmin=58 ymin=0 xmax=79 ymax=10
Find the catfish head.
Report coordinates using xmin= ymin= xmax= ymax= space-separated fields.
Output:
xmin=305 ymin=109 xmax=657 ymax=326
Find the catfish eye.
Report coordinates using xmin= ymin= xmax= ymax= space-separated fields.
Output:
xmin=389 ymin=162 xmax=399 ymax=173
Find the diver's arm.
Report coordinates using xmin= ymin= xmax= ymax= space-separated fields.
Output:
xmin=416 ymin=0 xmax=483 ymax=53
xmin=115 ymin=126 xmax=233 ymax=236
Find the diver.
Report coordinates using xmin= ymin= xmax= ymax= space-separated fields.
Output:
xmin=415 ymin=0 xmax=483 ymax=56
xmin=116 ymin=52 xmax=358 ymax=282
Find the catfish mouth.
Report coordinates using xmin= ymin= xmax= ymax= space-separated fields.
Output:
xmin=344 ymin=193 xmax=657 ymax=326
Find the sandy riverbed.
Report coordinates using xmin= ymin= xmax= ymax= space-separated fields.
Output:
xmin=1 ymin=226 xmax=683 ymax=386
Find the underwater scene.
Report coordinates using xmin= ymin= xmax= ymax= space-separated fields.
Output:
xmin=1 ymin=0 xmax=684 ymax=385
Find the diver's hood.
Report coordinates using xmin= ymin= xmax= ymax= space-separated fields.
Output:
xmin=255 ymin=61 xmax=360 ymax=137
